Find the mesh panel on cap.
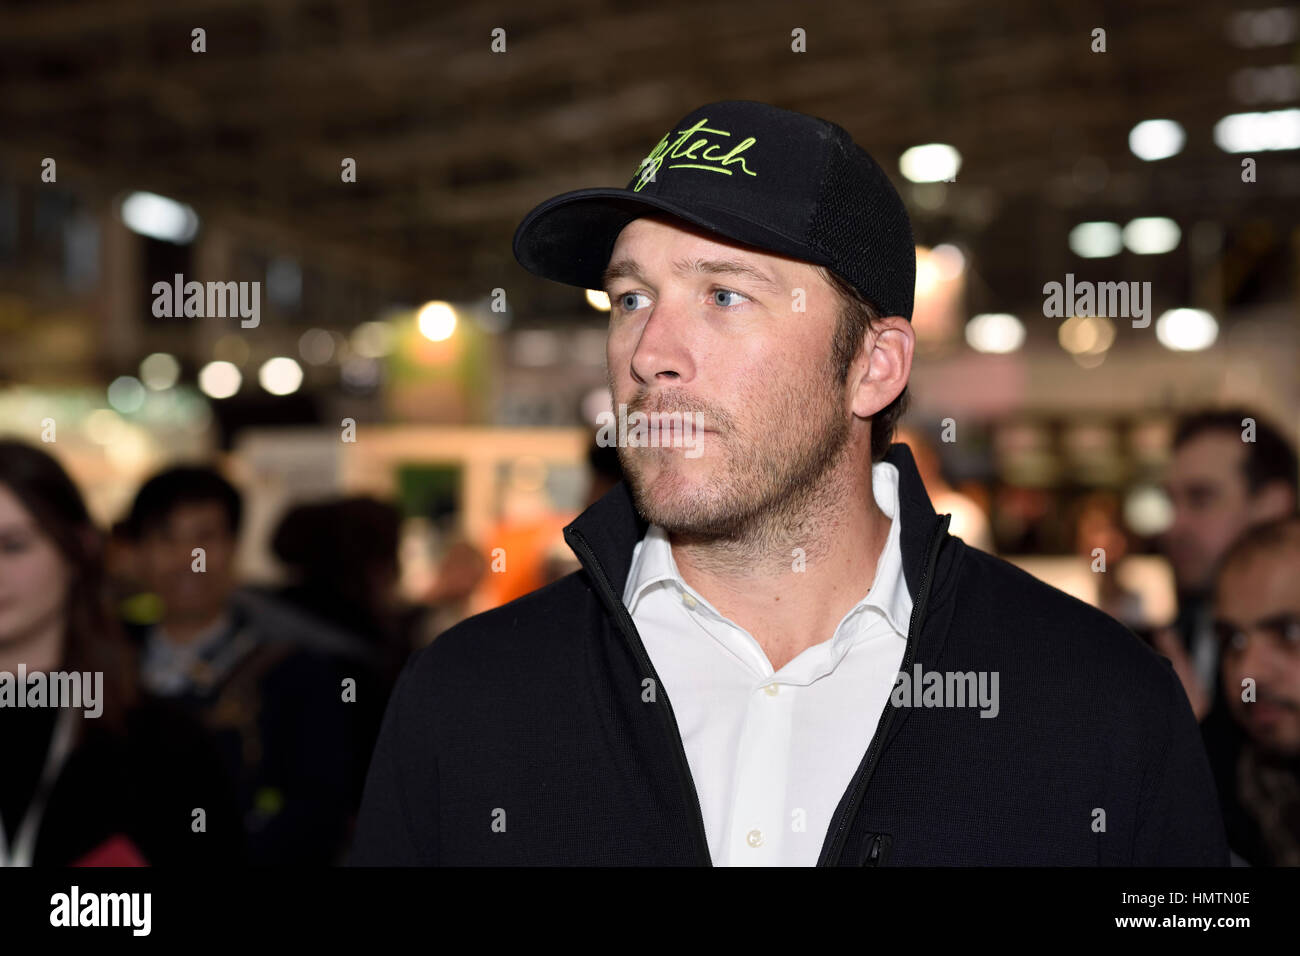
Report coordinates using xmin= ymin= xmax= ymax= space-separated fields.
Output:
xmin=806 ymin=133 xmax=915 ymax=320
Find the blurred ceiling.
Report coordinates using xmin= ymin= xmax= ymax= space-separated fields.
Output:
xmin=1 ymin=0 xmax=1295 ymax=319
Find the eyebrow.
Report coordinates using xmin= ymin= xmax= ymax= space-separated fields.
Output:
xmin=1214 ymin=612 xmax=1298 ymax=634
xmin=601 ymin=256 xmax=781 ymax=294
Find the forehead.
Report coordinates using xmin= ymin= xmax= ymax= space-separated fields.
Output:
xmin=0 ymin=483 xmax=36 ymax=528
xmin=609 ymin=215 xmax=819 ymax=286
xmin=1169 ymin=431 xmax=1246 ymax=485
xmin=148 ymin=499 xmax=230 ymax=531
xmin=1216 ymin=548 xmax=1300 ymax=619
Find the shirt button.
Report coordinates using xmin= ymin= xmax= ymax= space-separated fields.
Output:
xmin=746 ymin=829 xmax=764 ymax=848
xmin=763 ymin=683 xmax=780 ymax=697
xmin=682 ymin=592 xmax=698 ymax=609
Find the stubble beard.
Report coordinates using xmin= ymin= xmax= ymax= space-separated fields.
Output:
xmin=616 ymin=362 xmax=854 ymax=550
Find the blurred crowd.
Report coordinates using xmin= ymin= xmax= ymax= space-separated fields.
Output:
xmin=0 ymin=407 xmax=1296 ymax=865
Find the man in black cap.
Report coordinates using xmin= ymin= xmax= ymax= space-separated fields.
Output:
xmin=351 ymin=101 xmax=1227 ymax=866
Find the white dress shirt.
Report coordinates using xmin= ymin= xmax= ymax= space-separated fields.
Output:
xmin=623 ymin=461 xmax=912 ymax=866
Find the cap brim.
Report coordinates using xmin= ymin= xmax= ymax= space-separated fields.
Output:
xmin=512 ymin=187 xmax=829 ymax=292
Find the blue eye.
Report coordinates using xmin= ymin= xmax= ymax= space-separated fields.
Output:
xmin=615 ymin=291 xmax=650 ymax=312
xmin=712 ymin=288 xmax=749 ymax=308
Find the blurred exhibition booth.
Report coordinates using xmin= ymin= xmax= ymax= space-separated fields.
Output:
xmin=1 ymin=1 xmax=1297 ymax=636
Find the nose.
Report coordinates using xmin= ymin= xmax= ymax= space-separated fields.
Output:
xmin=1236 ymin=631 xmax=1281 ymax=687
xmin=627 ymin=292 xmax=698 ymax=388
xmin=1164 ymin=501 xmax=1192 ymax=539
xmin=167 ymin=541 xmax=198 ymax=571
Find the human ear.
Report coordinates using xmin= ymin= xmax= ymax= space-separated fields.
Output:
xmin=849 ymin=315 xmax=914 ymax=420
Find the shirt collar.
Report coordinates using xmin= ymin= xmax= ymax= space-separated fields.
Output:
xmin=141 ymin=611 xmax=237 ymax=693
xmin=148 ymin=610 xmax=235 ymax=656
xmin=623 ymin=460 xmax=913 ymax=638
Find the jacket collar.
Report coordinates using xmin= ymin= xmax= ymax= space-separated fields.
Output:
xmin=564 ymin=442 xmax=945 ymax=606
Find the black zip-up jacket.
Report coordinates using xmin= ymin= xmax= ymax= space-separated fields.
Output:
xmin=350 ymin=444 xmax=1228 ymax=866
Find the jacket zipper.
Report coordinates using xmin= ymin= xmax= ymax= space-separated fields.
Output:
xmin=566 ymin=529 xmax=714 ymax=866
xmin=820 ymin=513 xmax=951 ymax=866
xmin=570 ymin=512 xmax=949 ymax=868
xmin=864 ymin=833 xmax=885 ymax=866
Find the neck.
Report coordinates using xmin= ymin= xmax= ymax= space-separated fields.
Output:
xmin=158 ymin=609 xmax=226 ymax=645
xmin=670 ymin=456 xmax=889 ymax=671
xmin=0 ymin=616 xmax=65 ymax=674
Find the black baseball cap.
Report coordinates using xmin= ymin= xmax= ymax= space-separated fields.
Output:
xmin=512 ymin=99 xmax=916 ymax=320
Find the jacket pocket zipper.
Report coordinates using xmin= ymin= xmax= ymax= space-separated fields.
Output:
xmin=862 ymin=832 xmax=892 ymax=866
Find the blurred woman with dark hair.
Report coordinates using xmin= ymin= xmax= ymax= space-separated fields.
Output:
xmin=0 ymin=439 xmax=242 ymax=865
